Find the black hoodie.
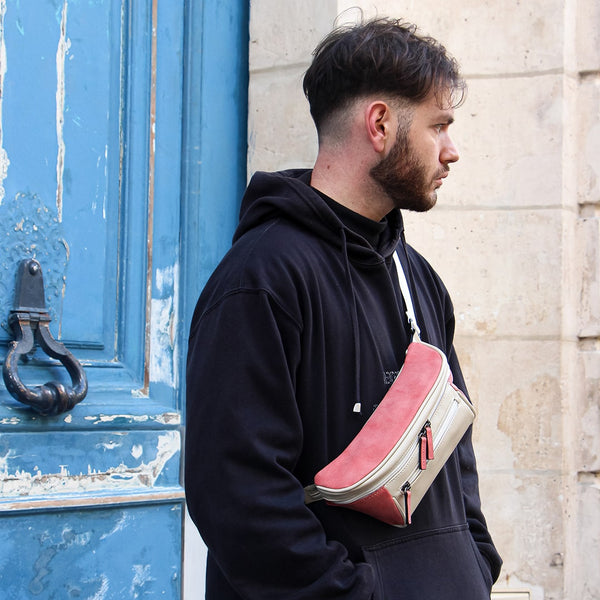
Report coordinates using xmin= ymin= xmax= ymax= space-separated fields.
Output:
xmin=185 ymin=169 xmax=502 ymax=599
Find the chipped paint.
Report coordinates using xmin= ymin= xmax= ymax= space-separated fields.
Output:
xmin=92 ymin=144 xmax=109 ymax=218
xmin=84 ymin=414 xmax=150 ymax=424
xmin=155 ymin=263 xmax=177 ymax=295
xmin=98 ymin=440 xmax=122 ymax=451
xmin=0 ymin=447 xmax=15 ymax=473
xmin=0 ymin=0 xmax=9 ymax=204
xmin=100 ymin=513 xmax=127 ymax=540
xmin=82 ymin=411 xmax=180 ymax=425
xmin=131 ymin=564 xmax=155 ymax=597
xmin=0 ymin=412 xmax=181 ymax=428
xmin=153 ymin=412 xmax=180 ymax=425
xmin=150 ymin=297 xmax=175 ymax=386
xmin=0 ymin=431 xmax=180 ymax=497
xmin=150 ymin=264 xmax=180 ymax=386
xmin=89 ymin=575 xmax=109 ymax=600
xmin=55 ymin=0 xmax=70 ymax=222
xmin=142 ymin=0 xmax=159 ymax=394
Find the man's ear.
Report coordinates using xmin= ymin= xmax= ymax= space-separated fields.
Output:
xmin=365 ymin=101 xmax=393 ymax=153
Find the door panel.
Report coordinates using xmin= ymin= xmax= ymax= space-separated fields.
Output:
xmin=0 ymin=503 xmax=182 ymax=599
xmin=0 ymin=1 xmax=182 ymax=414
xmin=0 ymin=0 xmax=185 ymax=596
xmin=0 ymin=0 xmax=123 ymax=354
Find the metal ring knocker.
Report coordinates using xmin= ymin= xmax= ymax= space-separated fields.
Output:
xmin=2 ymin=259 xmax=88 ymax=415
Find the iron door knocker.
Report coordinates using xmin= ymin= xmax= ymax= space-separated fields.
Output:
xmin=2 ymin=259 xmax=88 ymax=415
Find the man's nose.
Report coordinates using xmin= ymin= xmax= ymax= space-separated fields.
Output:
xmin=441 ymin=135 xmax=459 ymax=164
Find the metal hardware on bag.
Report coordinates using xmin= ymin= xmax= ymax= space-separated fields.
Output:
xmin=401 ymin=482 xmax=412 ymax=525
xmin=2 ymin=259 xmax=88 ymax=415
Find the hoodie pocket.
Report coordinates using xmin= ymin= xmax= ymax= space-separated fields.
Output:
xmin=362 ymin=524 xmax=491 ymax=600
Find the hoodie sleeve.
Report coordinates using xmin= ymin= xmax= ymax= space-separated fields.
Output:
xmin=185 ymin=288 xmax=375 ymax=600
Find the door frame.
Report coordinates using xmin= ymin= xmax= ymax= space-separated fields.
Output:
xmin=179 ymin=1 xmax=249 ymax=596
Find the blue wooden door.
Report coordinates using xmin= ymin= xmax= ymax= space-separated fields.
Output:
xmin=0 ymin=1 xmax=248 ymax=597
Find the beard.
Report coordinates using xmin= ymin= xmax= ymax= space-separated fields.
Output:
xmin=370 ymin=127 xmax=445 ymax=213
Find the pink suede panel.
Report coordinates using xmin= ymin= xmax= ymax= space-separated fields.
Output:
xmin=328 ymin=486 xmax=405 ymax=526
xmin=315 ymin=342 xmax=443 ymax=489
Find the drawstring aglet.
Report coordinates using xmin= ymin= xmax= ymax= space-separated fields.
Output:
xmin=353 ymin=402 xmax=362 ymax=415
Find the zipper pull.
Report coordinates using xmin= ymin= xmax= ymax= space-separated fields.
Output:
xmin=425 ymin=422 xmax=434 ymax=460
xmin=419 ymin=421 xmax=434 ymax=469
xmin=402 ymin=482 xmax=412 ymax=525
xmin=419 ymin=430 xmax=428 ymax=470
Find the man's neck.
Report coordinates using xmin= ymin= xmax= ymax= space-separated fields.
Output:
xmin=311 ymin=155 xmax=392 ymax=222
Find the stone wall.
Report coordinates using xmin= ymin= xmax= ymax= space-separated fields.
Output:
xmin=248 ymin=1 xmax=600 ymax=598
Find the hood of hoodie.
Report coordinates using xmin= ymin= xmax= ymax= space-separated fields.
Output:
xmin=233 ymin=169 xmax=404 ymax=264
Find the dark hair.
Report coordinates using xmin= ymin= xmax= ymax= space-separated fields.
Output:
xmin=303 ymin=17 xmax=466 ymax=134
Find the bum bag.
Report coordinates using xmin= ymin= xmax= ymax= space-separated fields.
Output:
xmin=304 ymin=252 xmax=476 ymax=527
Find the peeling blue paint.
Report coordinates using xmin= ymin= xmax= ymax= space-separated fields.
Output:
xmin=0 ymin=504 xmax=182 ymax=599
xmin=0 ymin=430 xmax=180 ymax=499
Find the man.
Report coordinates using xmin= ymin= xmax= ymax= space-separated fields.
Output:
xmin=186 ymin=17 xmax=502 ymax=599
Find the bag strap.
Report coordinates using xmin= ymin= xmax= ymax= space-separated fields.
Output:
xmin=393 ymin=251 xmax=421 ymax=341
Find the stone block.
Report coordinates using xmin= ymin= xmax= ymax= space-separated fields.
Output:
xmin=576 ymin=76 xmax=600 ymax=205
xmin=576 ymin=349 xmax=600 ymax=472
xmin=250 ymin=0 xmax=338 ymax=71
xmin=455 ymin=338 xmax=563 ymax=472
xmin=479 ymin=470 xmax=564 ymax=599
xmin=575 ymin=0 xmax=600 ymax=72
xmin=572 ymin=474 xmax=600 ymax=599
xmin=335 ymin=0 xmax=565 ymax=74
xmin=441 ymin=75 xmax=564 ymax=210
xmin=248 ymin=68 xmax=318 ymax=174
xmin=576 ymin=216 xmax=600 ymax=337
xmin=403 ymin=208 xmax=564 ymax=339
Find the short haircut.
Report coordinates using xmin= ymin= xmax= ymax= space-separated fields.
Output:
xmin=303 ymin=17 xmax=466 ymax=136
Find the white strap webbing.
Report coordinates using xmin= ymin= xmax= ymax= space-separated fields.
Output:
xmin=393 ymin=251 xmax=421 ymax=340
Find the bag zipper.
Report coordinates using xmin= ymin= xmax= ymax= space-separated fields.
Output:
xmin=419 ymin=420 xmax=433 ymax=469
xmin=397 ymin=398 xmax=461 ymax=520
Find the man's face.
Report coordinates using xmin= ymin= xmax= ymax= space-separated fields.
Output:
xmin=370 ymin=92 xmax=459 ymax=212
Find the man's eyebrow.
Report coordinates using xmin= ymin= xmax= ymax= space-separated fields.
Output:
xmin=434 ymin=108 xmax=455 ymax=125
